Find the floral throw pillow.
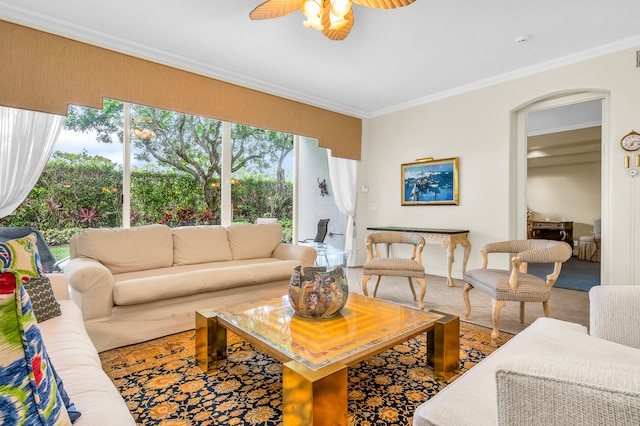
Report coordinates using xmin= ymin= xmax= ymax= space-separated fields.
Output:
xmin=0 ymin=269 xmax=71 ymax=425
xmin=0 ymin=233 xmax=46 ymax=282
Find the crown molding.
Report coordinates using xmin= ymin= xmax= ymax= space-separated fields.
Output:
xmin=369 ymin=35 xmax=640 ymax=118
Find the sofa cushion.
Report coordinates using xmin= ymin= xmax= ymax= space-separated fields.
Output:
xmin=496 ymin=356 xmax=640 ymax=425
xmin=23 ymin=276 xmax=62 ymax=323
xmin=39 ymin=300 xmax=136 ymax=425
xmin=413 ymin=317 xmax=589 ymax=426
xmin=112 ymin=258 xmax=298 ymax=305
xmin=0 ymin=232 xmax=46 ymax=282
xmin=172 ymin=225 xmax=232 ymax=266
xmin=226 ymin=223 xmax=282 ymax=260
xmin=75 ymin=225 xmax=173 ymax=274
xmin=0 ymin=270 xmax=72 ymax=425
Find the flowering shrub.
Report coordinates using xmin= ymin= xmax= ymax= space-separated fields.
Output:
xmin=0 ymin=153 xmax=293 ymax=243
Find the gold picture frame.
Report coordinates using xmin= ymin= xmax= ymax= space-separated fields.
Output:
xmin=401 ymin=157 xmax=459 ymax=205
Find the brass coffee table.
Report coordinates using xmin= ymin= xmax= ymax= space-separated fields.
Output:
xmin=196 ymin=293 xmax=459 ymax=426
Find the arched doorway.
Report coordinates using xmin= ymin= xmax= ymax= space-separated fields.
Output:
xmin=513 ymin=91 xmax=611 ymax=284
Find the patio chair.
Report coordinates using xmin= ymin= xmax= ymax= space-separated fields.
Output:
xmin=299 ymin=219 xmax=330 ymax=243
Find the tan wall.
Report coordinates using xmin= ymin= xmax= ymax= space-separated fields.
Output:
xmin=358 ymin=46 xmax=640 ymax=285
xmin=0 ymin=20 xmax=361 ymax=160
xmin=528 ymin=161 xmax=601 ymax=242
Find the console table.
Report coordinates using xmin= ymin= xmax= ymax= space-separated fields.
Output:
xmin=531 ymin=221 xmax=573 ymax=245
xmin=366 ymin=226 xmax=471 ymax=287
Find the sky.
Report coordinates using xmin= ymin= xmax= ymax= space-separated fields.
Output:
xmin=54 ymin=128 xmax=129 ymax=165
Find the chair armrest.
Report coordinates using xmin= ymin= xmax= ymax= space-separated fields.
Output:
xmin=46 ymin=273 xmax=69 ymax=300
xmin=496 ymin=356 xmax=640 ymax=425
xmin=273 ymin=243 xmax=317 ymax=267
xmin=589 ymin=285 xmax=640 ymax=349
xmin=64 ymin=257 xmax=115 ymax=321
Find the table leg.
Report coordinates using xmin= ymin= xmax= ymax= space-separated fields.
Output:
xmin=442 ymin=241 xmax=456 ymax=287
xmin=283 ymin=361 xmax=348 ymax=426
xmin=426 ymin=311 xmax=460 ymax=380
xmin=195 ymin=310 xmax=227 ymax=373
xmin=461 ymin=237 xmax=471 ymax=277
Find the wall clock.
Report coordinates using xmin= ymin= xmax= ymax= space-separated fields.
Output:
xmin=620 ymin=130 xmax=640 ymax=152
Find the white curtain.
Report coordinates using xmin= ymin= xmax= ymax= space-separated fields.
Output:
xmin=327 ymin=151 xmax=358 ymax=266
xmin=0 ymin=106 xmax=63 ymax=218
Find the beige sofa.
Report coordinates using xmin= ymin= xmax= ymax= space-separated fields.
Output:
xmin=413 ymin=285 xmax=640 ymax=425
xmin=64 ymin=223 xmax=316 ymax=351
xmin=42 ymin=274 xmax=135 ymax=425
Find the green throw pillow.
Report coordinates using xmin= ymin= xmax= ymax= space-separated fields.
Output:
xmin=0 ymin=233 xmax=46 ymax=282
xmin=23 ymin=276 xmax=62 ymax=323
xmin=0 ymin=269 xmax=72 ymax=425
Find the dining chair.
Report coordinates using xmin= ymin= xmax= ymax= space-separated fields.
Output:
xmin=463 ymin=239 xmax=572 ymax=341
xmin=361 ymin=232 xmax=427 ymax=309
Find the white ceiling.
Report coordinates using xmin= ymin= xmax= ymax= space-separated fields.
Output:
xmin=527 ymin=100 xmax=602 ymax=136
xmin=1 ymin=0 xmax=640 ymax=119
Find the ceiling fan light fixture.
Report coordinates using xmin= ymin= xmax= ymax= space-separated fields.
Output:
xmin=250 ymin=0 xmax=416 ymax=41
xmin=329 ymin=12 xmax=349 ymax=30
xmin=330 ymin=0 xmax=352 ymax=17
xmin=302 ymin=0 xmax=324 ymax=30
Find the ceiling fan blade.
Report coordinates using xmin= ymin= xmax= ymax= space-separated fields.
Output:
xmin=352 ymin=0 xmax=415 ymax=9
xmin=250 ymin=0 xmax=304 ymax=20
xmin=321 ymin=5 xmax=353 ymax=40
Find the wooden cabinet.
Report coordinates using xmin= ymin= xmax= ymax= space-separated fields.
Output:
xmin=531 ymin=221 xmax=573 ymax=245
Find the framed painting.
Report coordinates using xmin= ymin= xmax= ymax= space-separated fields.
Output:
xmin=401 ymin=157 xmax=459 ymax=205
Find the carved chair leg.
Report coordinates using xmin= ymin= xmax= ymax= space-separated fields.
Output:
xmin=415 ymin=277 xmax=426 ymax=310
xmin=462 ymin=283 xmax=473 ymax=319
xmin=491 ymin=299 xmax=507 ymax=341
xmin=542 ymin=300 xmax=550 ymax=317
xmin=361 ymin=275 xmax=371 ymax=296
xmin=407 ymin=277 xmax=417 ymax=301
xmin=519 ymin=301 xmax=525 ymax=324
xmin=373 ymin=276 xmax=382 ymax=297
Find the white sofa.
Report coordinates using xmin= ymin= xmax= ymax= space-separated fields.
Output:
xmin=64 ymin=223 xmax=316 ymax=351
xmin=42 ymin=274 xmax=135 ymax=426
xmin=414 ymin=285 xmax=640 ymax=426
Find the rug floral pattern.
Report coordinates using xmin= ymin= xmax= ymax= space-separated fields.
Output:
xmin=99 ymin=322 xmax=511 ymax=425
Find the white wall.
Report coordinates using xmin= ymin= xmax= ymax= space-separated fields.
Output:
xmin=356 ymin=46 xmax=640 ymax=285
xmin=297 ymin=137 xmax=345 ymax=249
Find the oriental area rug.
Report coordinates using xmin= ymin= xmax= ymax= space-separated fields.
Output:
xmin=99 ymin=322 xmax=512 ymax=426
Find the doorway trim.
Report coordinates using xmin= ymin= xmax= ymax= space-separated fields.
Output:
xmin=513 ymin=90 xmax=610 ymax=282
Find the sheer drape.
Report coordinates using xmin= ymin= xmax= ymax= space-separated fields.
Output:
xmin=327 ymin=151 xmax=358 ymax=265
xmin=0 ymin=106 xmax=63 ymax=218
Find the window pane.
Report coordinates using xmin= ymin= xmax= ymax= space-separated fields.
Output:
xmin=230 ymin=124 xmax=293 ymax=241
xmin=129 ymin=104 xmax=222 ymax=226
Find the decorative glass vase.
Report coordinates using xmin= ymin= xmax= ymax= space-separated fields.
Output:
xmin=288 ymin=265 xmax=348 ymax=319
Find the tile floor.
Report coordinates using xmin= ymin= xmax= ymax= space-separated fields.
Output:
xmin=345 ymin=267 xmax=590 ymax=336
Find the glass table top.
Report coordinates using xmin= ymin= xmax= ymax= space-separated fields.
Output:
xmin=208 ymin=293 xmax=443 ymax=370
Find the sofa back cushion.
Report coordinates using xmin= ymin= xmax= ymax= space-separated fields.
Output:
xmin=226 ymin=223 xmax=282 ymax=260
xmin=172 ymin=225 xmax=233 ymax=266
xmin=75 ymin=224 xmax=174 ymax=274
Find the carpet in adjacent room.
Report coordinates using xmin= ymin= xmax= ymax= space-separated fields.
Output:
xmin=99 ymin=323 xmax=511 ymax=425
xmin=527 ymin=256 xmax=601 ymax=292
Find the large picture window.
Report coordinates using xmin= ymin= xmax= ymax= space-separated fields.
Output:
xmin=0 ymin=100 xmax=294 ymax=248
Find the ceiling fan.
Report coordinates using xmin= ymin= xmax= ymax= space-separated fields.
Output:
xmin=250 ymin=0 xmax=416 ymax=41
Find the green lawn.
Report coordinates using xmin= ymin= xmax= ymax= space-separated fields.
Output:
xmin=50 ymin=245 xmax=70 ymax=261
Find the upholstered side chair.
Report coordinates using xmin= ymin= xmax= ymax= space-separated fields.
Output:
xmin=578 ymin=218 xmax=601 ymax=261
xmin=463 ymin=239 xmax=572 ymax=341
xmin=361 ymin=232 xmax=427 ymax=309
